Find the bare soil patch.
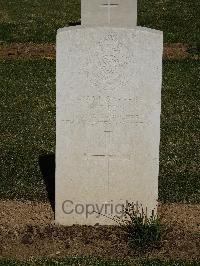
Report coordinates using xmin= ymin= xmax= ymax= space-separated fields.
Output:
xmin=0 ymin=43 xmax=199 ymax=60
xmin=164 ymin=43 xmax=190 ymax=59
xmin=0 ymin=201 xmax=199 ymax=260
xmin=0 ymin=43 xmax=55 ymax=59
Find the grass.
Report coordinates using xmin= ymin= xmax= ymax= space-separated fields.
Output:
xmin=0 ymin=0 xmax=199 ymax=43
xmin=0 ymin=59 xmax=199 ymax=203
xmin=138 ymin=0 xmax=200 ymax=43
xmin=0 ymin=257 xmax=200 ymax=266
xmin=0 ymin=258 xmax=128 ymax=266
xmin=139 ymin=260 xmax=200 ymax=266
xmin=0 ymin=59 xmax=55 ymax=200
xmin=0 ymin=258 xmax=200 ymax=266
xmin=160 ymin=60 xmax=200 ymax=203
xmin=0 ymin=0 xmax=80 ymax=43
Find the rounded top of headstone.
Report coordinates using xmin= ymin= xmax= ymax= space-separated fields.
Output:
xmin=57 ymin=26 xmax=163 ymax=37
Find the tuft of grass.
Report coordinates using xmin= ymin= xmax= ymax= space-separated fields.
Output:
xmin=0 ymin=0 xmax=199 ymax=43
xmin=121 ymin=203 xmax=166 ymax=249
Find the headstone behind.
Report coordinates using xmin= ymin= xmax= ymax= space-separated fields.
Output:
xmin=56 ymin=26 xmax=163 ymax=225
xmin=81 ymin=0 xmax=137 ymax=27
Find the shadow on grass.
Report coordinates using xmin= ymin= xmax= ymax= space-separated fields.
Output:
xmin=68 ymin=21 xmax=81 ymax=26
xmin=39 ymin=154 xmax=55 ymax=212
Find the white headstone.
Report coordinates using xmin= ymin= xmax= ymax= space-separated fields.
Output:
xmin=56 ymin=26 xmax=163 ymax=225
xmin=81 ymin=0 xmax=137 ymax=28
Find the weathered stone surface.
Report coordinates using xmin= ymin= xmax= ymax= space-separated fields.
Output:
xmin=81 ymin=0 xmax=137 ymax=28
xmin=56 ymin=26 xmax=163 ymax=225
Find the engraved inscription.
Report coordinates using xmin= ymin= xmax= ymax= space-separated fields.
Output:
xmin=62 ymin=96 xmax=144 ymax=125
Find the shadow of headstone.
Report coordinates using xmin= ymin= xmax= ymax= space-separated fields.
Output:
xmin=39 ymin=153 xmax=55 ymax=212
xmin=68 ymin=21 xmax=81 ymax=26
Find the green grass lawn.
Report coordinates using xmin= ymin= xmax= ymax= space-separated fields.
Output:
xmin=0 ymin=58 xmax=199 ymax=203
xmin=0 ymin=0 xmax=199 ymax=43
xmin=160 ymin=60 xmax=200 ymax=203
xmin=0 ymin=59 xmax=55 ymax=200
xmin=0 ymin=258 xmax=200 ymax=266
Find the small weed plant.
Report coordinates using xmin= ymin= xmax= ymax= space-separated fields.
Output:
xmin=121 ymin=203 xmax=166 ymax=249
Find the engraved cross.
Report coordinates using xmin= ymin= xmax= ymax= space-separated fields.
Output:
xmin=101 ymin=0 xmax=119 ymax=24
xmin=92 ymin=127 xmax=113 ymax=192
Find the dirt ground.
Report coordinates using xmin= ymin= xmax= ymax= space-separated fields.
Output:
xmin=0 ymin=201 xmax=199 ymax=260
xmin=0 ymin=43 xmax=199 ymax=60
